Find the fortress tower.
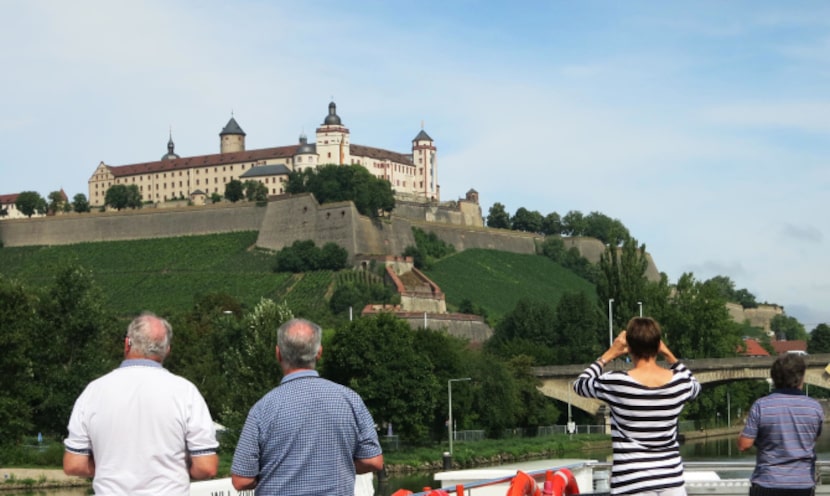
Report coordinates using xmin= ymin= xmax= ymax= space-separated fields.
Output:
xmin=220 ymin=116 xmax=246 ymax=154
xmin=315 ymin=101 xmax=351 ymax=165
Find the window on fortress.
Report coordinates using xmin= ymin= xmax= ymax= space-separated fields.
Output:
xmin=328 ymin=152 xmax=331 ymax=158
xmin=196 ymin=179 xmax=200 ymax=185
xmin=214 ymin=178 xmax=218 ymax=184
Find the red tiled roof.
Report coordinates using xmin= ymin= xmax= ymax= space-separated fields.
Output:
xmin=0 ymin=193 xmax=20 ymax=204
xmin=350 ymin=144 xmax=412 ymax=165
xmin=771 ymin=340 xmax=807 ymax=354
xmin=107 ymin=145 xmax=300 ymax=177
xmin=739 ymin=338 xmax=770 ymax=356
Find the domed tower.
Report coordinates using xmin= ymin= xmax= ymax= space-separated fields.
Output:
xmin=315 ymin=101 xmax=350 ymax=165
xmin=294 ymin=133 xmax=317 ymax=171
xmin=161 ymin=130 xmax=180 ymax=160
xmin=412 ymin=128 xmax=438 ymax=200
xmin=220 ymin=115 xmax=246 ymax=154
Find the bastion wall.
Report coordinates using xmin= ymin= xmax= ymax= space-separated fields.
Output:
xmin=0 ymin=194 xmax=660 ymax=283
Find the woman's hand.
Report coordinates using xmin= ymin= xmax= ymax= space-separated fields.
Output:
xmin=601 ymin=330 xmax=629 ymax=363
xmin=659 ymin=341 xmax=678 ymax=364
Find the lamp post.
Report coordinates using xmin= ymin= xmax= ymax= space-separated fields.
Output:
xmin=448 ymin=377 xmax=471 ymax=456
xmin=608 ymin=299 xmax=614 ymax=347
xmin=567 ymin=380 xmax=575 ymax=437
xmin=638 ymin=301 xmax=643 ymax=317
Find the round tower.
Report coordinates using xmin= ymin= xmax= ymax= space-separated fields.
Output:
xmin=412 ymin=128 xmax=438 ymax=201
xmin=219 ymin=115 xmax=246 ymax=154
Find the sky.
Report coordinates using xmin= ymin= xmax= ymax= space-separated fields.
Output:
xmin=1 ymin=1 xmax=828 ymax=328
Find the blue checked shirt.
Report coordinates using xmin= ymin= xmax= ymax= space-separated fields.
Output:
xmin=231 ymin=370 xmax=382 ymax=496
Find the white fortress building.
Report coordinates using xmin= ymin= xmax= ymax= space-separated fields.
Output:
xmin=88 ymin=102 xmax=439 ymax=207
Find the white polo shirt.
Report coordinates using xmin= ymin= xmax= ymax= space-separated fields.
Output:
xmin=65 ymin=359 xmax=218 ymax=496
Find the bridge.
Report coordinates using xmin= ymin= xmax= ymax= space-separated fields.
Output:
xmin=533 ymin=354 xmax=830 ymax=416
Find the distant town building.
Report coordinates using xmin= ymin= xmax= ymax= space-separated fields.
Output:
xmin=0 ymin=193 xmax=28 ymax=219
xmin=87 ymin=102 xmax=439 ymax=207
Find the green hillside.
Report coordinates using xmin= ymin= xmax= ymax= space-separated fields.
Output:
xmin=0 ymin=234 xmax=595 ymax=323
xmin=0 ymin=232 xmax=335 ymax=317
xmin=423 ymin=248 xmax=597 ymax=322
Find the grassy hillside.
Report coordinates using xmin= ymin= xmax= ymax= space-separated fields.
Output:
xmin=0 ymin=232 xmax=335 ymax=317
xmin=0 ymin=235 xmax=595 ymax=324
xmin=423 ymin=248 xmax=597 ymax=323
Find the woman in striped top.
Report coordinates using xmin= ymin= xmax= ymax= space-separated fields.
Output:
xmin=574 ymin=317 xmax=701 ymax=495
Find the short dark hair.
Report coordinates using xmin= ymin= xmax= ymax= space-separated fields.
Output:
xmin=625 ymin=317 xmax=662 ymax=359
xmin=771 ymin=353 xmax=806 ymax=389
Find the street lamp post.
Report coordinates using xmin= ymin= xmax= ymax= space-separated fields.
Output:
xmin=448 ymin=377 xmax=471 ymax=456
xmin=608 ymin=299 xmax=614 ymax=347
xmin=567 ymin=380 xmax=575 ymax=437
xmin=638 ymin=301 xmax=643 ymax=317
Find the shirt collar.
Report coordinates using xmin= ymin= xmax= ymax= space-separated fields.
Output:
xmin=119 ymin=358 xmax=163 ymax=369
xmin=280 ymin=369 xmax=319 ymax=384
xmin=772 ymin=387 xmax=805 ymax=395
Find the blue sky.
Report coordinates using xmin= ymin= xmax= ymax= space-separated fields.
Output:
xmin=2 ymin=1 xmax=828 ymax=328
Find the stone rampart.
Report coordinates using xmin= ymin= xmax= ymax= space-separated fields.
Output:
xmin=0 ymin=195 xmax=661 ymax=282
xmin=362 ymin=307 xmax=493 ymax=342
xmin=726 ymin=302 xmax=783 ymax=333
xmin=393 ymin=199 xmax=484 ymax=227
xmin=0 ymin=202 xmax=264 ymax=247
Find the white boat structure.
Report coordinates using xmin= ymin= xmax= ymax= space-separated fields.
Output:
xmin=189 ymin=460 xmax=830 ymax=496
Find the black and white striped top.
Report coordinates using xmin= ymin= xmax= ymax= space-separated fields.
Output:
xmin=574 ymin=360 xmax=701 ymax=495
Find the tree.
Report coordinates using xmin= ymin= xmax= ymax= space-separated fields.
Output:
xmin=285 ymin=164 xmax=395 ymax=218
xmin=217 ymin=299 xmax=293 ymax=442
xmin=770 ymin=314 xmax=808 ymax=342
xmin=225 ymin=179 xmax=244 ymax=203
xmin=486 ymin=202 xmax=511 ymax=229
xmin=486 ymin=299 xmax=558 ymax=364
xmin=105 ymin=185 xmax=129 ymax=210
xmin=324 ymin=313 xmax=438 ymax=443
xmin=72 ymin=193 xmax=90 ymax=213
xmin=30 ymin=265 xmax=116 ymax=435
xmin=561 ymin=210 xmax=585 ymax=236
xmin=126 ymin=184 xmax=142 ymax=209
xmin=658 ymin=272 xmax=743 ymax=359
xmin=596 ymin=237 xmax=650 ymax=329
xmin=808 ymin=323 xmax=830 ymax=354
xmin=47 ymin=190 xmax=66 ymax=214
xmin=541 ymin=212 xmax=562 ymax=236
xmin=510 ymin=207 xmax=543 ymax=233
xmin=582 ymin=211 xmax=629 ymax=245
xmin=210 ymin=192 xmax=222 ymax=204
xmin=552 ymin=292 xmax=604 ymax=363
xmin=15 ymin=191 xmax=46 ymax=217
xmin=243 ymin=180 xmax=268 ymax=202
xmin=0 ymin=276 xmax=38 ymax=443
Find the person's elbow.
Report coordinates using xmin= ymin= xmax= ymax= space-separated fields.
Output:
xmin=63 ymin=451 xmax=94 ymax=478
xmin=355 ymin=454 xmax=384 ymax=474
xmin=737 ymin=435 xmax=754 ymax=452
xmin=232 ymin=474 xmax=258 ymax=490
xmin=189 ymin=454 xmax=219 ymax=480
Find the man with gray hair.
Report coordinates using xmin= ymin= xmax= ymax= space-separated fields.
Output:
xmin=231 ymin=318 xmax=383 ymax=495
xmin=64 ymin=312 xmax=219 ymax=495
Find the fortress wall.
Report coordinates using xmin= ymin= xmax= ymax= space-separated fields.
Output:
xmin=1 ymin=195 xmax=662 ymax=284
xmin=393 ymin=200 xmax=484 ymax=227
xmin=409 ymin=222 xmax=539 ymax=255
xmin=256 ymin=195 xmax=360 ymax=255
xmin=0 ymin=203 xmax=264 ymax=247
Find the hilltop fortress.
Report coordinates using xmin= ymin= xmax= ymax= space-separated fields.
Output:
xmin=88 ymin=101 xmax=439 ymax=207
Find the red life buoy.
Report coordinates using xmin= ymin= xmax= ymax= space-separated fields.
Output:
xmin=506 ymin=470 xmax=541 ymax=496
xmin=545 ymin=468 xmax=579 ymax=496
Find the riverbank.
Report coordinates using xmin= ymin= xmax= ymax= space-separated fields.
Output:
xmin=0 ymin=468 xmax=87 ymax=492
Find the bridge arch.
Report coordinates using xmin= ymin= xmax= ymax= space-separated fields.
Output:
xmin=534 ymin=354 xmax=830 ymax=416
